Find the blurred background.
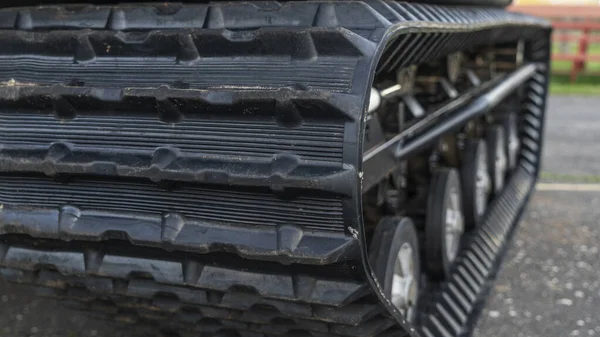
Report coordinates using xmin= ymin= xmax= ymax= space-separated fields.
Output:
xmin=0 ymin=2 xmax=599 ymax=337
xmin=473 ymin=2 xmax=600 ymax=337
xmin=511 ymin=0 xmax=600 ymax=94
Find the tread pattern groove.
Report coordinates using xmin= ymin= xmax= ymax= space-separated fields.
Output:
xmin=0 ymin=2 xmax=551 ymax=337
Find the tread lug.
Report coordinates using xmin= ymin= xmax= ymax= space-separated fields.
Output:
xmin=0 ymin=2 xmax=549 ymax=337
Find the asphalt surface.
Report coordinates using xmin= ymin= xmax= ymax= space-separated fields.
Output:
xmin=472 ymin=96 xmax=600 ymax=337
xmin=541 ymin=96 xmax=600 ymax=177
xmin=0 ymin=95 xmax=597 ymax=337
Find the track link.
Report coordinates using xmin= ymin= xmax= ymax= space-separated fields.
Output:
xmin=0 ymin=166 xmax=534 ymax=337
xmin=0 ymin=2 xmax=550 ymax=337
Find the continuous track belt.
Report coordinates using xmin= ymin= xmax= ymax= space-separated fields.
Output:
xmin=0 ymin=2 xmax=550 ymax=337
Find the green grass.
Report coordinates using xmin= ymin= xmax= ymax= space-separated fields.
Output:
xmin=552 ymin=60 xmax=600 ymax=74
xmin=548 ymin=42 xmax=600 ymax=95
xmin=550 ymin=74 xmax=600 ymax=95
xmin=540 ymin=171 xmax=600 ymax=183
xmin=551 ymin=42 xmax=600 ymax=73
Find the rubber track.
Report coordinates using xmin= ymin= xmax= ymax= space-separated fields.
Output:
xmin=0 ymin=166 xmax=534 ymax=337
xmin=0 ymin=0 xmax=549 ymax=264
xmin=0 ymin=1 xmax=550 ymax=337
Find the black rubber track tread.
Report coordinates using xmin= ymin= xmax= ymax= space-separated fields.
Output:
xmin=0 ymin=2 xmax=551 ymax=337
xmin=0 ymin=0 xmax=549 ymax=264
xmin=0 ymin=0 xmax=513 ymax=9
xmin=412 ymin=0 xmax=512 ymax=7
xmin=0 ymin=166 xmax=535 ymax=337
xmin=0 ymin=247 xmax=398 ymax=337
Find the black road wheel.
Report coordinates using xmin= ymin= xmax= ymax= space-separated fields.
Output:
xmin=504 ymin=112 xmax=521 ymax=171
xmin=486 ymin=125 xmax=508 ymax=194
xmin=461 ymin=139 xmax=491 ymax=229
xmin=426 ymin=168 xmax=465 ymax=279
xmin=369 ymin=217 xmax=421 ymax=322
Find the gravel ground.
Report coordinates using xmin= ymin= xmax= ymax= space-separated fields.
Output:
xmin=472 ymin=96 xmax=600 ymax=337
xmin=0 ymin=95 xmax=597 ymax=337
xmin=472 ymin=190 xmax=600 ymax=337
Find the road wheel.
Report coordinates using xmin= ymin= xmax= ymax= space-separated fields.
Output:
xmin=461 ymin=139 xmax=491 ymax=229
xmin=426 ymin=168 xmax=465 ymax=279
xmin=369 ymin=217 xmax=421 ymax=322
xmin=486 ymin=125 xmax=508 ymax=194
xmin=504 ymin=112 xmax=521 ymax=171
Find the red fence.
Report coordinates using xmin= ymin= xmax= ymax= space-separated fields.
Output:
xmin=509 ymin=5 xmax=600 ymax=82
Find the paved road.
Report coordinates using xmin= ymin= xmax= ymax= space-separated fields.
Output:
xmin=472 ymin=190 xmax=600 ymax=337
xmin=474 ymin=96 xmax=600 ymax=337
xmin=541 ymin=96 xmax=600 ymax=178
xmin=0 ymin=96 xmax=598 ymax=337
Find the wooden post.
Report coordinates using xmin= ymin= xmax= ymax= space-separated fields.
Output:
xmin=509 ymin=5 xmax=600 ymax=82
xmin=571 ymin=25 xmax=591 ymax=82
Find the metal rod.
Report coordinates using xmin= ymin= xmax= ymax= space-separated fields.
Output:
xmin=363 ymin=73 xmax=499 ymax=162
xmin=362 ymin=63 xmax=539 ymax=163
xmin=395 ymin=63 xmax=537 ymax=159
xmin=368 ymin=87 xmax=381 ymax=113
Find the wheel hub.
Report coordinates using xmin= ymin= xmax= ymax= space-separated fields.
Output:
xmin=494 ymin=136 xmax=508 ymax=192
xmin=392 ymin=243 xmax=418 ymax=320
xmin=508 ymin=123 xmax=520 ymax=168
xmin=445 ymin=187 xmax=464 ymax=262
xmin=475 ymin=147 xmax=491 ymax=216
